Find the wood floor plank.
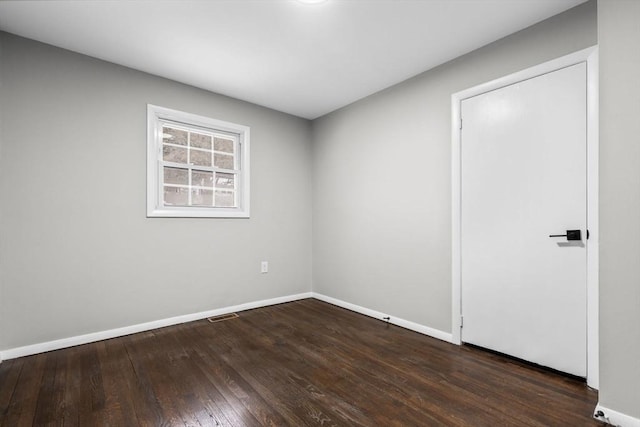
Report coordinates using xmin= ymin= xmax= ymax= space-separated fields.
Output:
xmin=242 ymin=304 xmax=480 ymax=426
xmin=60 ymin=346 xmax=84 ymax=427
xmin=260 ymin=304 xmax=502 ymax=421
xmin=0 ymin=299 xmax=599 ymax=426
xmin=108 ymin=335 xmax=165 ymax=427
xmin=209 ymin=321 xmax=355 ymax=426
xmin=2 ymin=352 xmax=47 ymax=427
xmin=286 ymin=300 xmax=599 ymax=425
xmin=123 ymin=331 xmax=187 ymax=426
xmin=228 ymin=307 xmax=445 ymax=426
xmin=183 ymin=321 xmax=301 ymax=426
xmin=161 ymin=324 xmax=262 ymax=427
xmin=150 ymin=325 xmax=235 ymax=426
xmin=0 ymin=359 xmax=23 ymax=419
xmin=94 ymin=339 xmax=139 ymax=426
xmin=75 ymin=343 xmax=107 ymax=426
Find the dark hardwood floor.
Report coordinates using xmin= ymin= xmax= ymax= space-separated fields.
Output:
xmin=0 ymin=299 xmax=600 ymax=426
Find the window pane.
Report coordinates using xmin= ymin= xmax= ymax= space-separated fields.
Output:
xmin=164 ymin=186 xmax=188 ymax=206
xmin=190 ymin=149 xmax=212 ymax=167
xmin=215 ymin=190 xmax=235 ymax=207
xmin=214 ymin=153 xmax=234 ymax=169
xmin=192 ymin=170 xmax=213 ymax=188
xmin=191 ymin=188 xmax=213 ymax=206
xmin=190 ymin=132 xmax=212 ymax=149
xmin=149 ymin=105 xmax=249 ymax=217
xmin=216 ymin=172 xmax=235 ymax=189
xmin=163 ymin=127 xmax=188 ymax=146
xmin=164 ymin=167 xmax=188 ymax=185
xmin=214 ymin=137 xmax=234 ymax=153
xmin=163 ymin=145 xmax=188 ymax=164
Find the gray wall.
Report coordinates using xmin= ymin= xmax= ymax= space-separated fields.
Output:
xmin=598 ymin=0 xmax=640 ymax=418
xmin=312 ymin=1 xmax=597 ymax=333
xmin=0 ymin=33 xmax=313 ymax=350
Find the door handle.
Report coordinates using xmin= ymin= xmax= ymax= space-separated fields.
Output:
xmin=549 ymin=230 xmax=582 ymax=241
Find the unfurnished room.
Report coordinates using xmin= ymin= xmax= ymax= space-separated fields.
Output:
xmin=0 ymin=0 xmax=639 ymax=425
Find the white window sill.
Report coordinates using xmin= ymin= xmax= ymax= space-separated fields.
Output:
xmin=147 ymin=207 xmax=250 ymax=218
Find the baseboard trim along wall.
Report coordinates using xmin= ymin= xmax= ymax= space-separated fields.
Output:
xmin=311 ymin=292 xmax=454 ymax=344
xmin=594 ymin=404 xmax=640 ymax=427
xmin=0 ymin=292 xmax=313 ymax=361
xmin=2 ymin=292 xmax=457 ymax=361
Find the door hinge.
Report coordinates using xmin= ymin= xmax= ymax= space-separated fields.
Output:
xmin=460 ymin=316 xmax=464 ymax=328
xmin=459 ymin=118 xmax=463 ymax=130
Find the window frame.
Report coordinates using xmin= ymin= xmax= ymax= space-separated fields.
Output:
xmin=147 ymin=104 xmax=250 ymax=218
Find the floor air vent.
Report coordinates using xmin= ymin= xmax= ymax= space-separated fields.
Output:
xmin=207 ymin=313 xmax=239 ymax=323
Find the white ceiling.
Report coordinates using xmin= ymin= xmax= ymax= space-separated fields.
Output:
xmin=0 ymin=0 xmax=587 ymax=119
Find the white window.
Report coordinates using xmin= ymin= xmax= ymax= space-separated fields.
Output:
xmin=147 ymin=105 xmax=250 ymax=218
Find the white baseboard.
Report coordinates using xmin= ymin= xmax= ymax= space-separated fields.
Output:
xmin=0 ymin=292 xmax=312 ymax=361
xmin=595 ymin=404 xmax=640 ymax=427
xmin=311 ymin=292 xmax=454 ymax=344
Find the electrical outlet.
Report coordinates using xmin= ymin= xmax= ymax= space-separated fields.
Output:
xmin=261 ymin=261 xmax=268 ymax=274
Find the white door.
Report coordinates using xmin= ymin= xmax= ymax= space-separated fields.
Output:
xmin=460 ymin=63 xmax=587 ymax=377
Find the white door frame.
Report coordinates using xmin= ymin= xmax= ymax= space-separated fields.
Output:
xmin=451 ymin=46 xmax=599 ymax=389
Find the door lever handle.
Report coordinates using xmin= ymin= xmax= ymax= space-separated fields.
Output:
xmin=549 ymin=230 xmax=581 ymax=241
